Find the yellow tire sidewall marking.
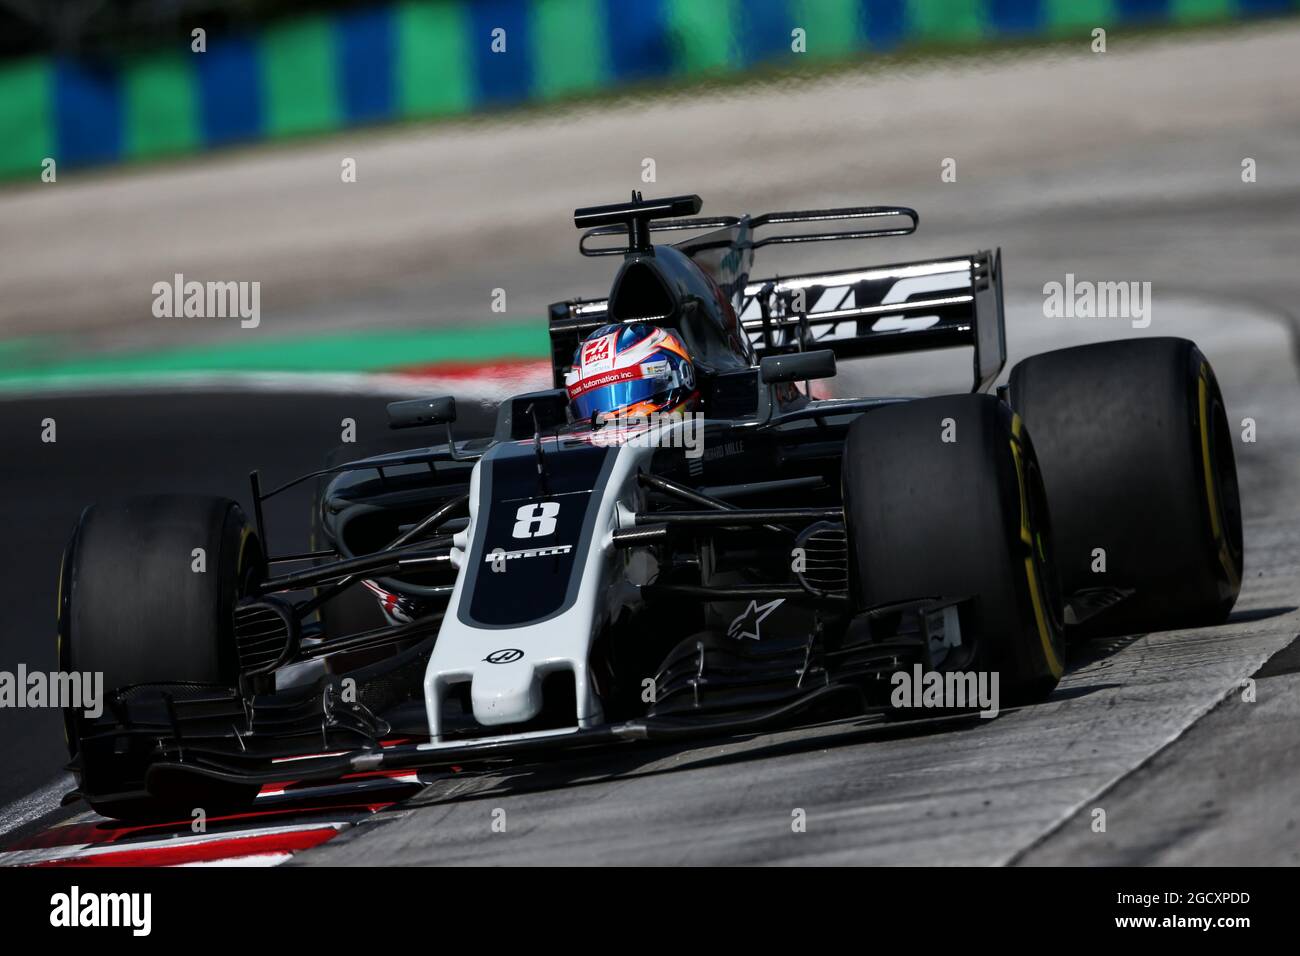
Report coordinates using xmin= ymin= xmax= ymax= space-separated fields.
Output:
xmin=1010 ymin=414 xmax=1064 ymax=680
xmin=1197 ymin=368 xmax=1240 ymax=592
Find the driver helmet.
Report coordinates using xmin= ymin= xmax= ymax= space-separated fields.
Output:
xmin=565 ymin=323 xmax=697 ymax=422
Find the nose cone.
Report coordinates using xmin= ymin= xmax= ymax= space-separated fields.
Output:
xmin=471 ymin=660 xmax=544 ymax=726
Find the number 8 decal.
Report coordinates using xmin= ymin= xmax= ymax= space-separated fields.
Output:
xmin=512 ymin=501 xmax=560 ymax=538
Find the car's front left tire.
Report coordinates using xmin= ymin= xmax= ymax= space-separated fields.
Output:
xmin=842 ymin=393 xmax=1065 ymax=704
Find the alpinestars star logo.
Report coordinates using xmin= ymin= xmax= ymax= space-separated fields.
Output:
xmin=727 ymin=598 xmax=785 ymax=640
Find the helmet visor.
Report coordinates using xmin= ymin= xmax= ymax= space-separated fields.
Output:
xmin=571 ymin=375 xmax=666 ymax=420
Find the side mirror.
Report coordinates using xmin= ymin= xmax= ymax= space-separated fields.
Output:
xmin=387 ymin=396 xmax=457 ymax=430
xmin=759 ymin=349 xmax=836 ymax=385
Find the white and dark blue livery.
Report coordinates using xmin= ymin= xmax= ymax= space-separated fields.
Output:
xmin=57 ymin=193 xmax=1244 ymax=818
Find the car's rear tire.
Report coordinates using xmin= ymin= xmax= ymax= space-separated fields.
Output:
xmin=1009 ymin=337 xmax=1243 ymax=637
xmin=59 ymin=495 xmax=262 ymax=819
xmin=842 ymin=394 xmax=1065 ymax=703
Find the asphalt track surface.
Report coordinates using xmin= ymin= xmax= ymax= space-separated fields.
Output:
xmin=2 ymin=23 xmax=1300 ymax=864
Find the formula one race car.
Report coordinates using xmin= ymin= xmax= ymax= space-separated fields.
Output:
xmin=58 ymin=192 xmax=1244 ymax=819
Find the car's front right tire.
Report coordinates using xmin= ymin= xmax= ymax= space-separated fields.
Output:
xmin=59 ymin=495 xmax=261 ymax=820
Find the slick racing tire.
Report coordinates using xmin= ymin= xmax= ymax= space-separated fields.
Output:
xmin=843 ymin=393 xmax=1065 ymax=703
xmin=58 ymin=495 xmax=262 ymax=820
xmin=1009 ymin=337 xmax=1243 ymax=637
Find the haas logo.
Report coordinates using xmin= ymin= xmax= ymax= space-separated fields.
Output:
xmin=582 ymin=335 xmax=612 ymax=366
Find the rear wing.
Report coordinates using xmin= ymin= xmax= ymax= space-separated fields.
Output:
xmin=739 ymin=249 xmax=1006 ymax=393
xmin=548 ymin=249 xmax=1006 ymax=394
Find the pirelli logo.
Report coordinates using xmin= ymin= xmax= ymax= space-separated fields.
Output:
xmin=485 ymin=545 xmax=573 ymax=572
